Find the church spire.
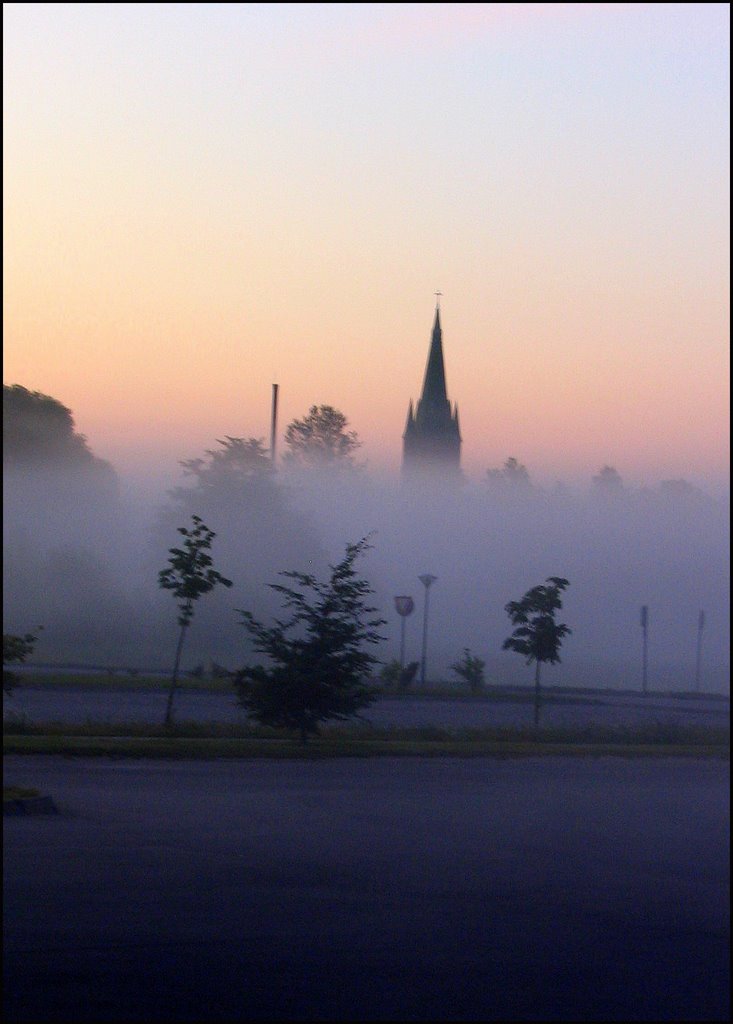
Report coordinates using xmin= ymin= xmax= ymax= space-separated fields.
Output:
xmin=402 ymin=299 xmax=462 ymax=479
xmin=419 ymin=303 xmax=449 ymax=410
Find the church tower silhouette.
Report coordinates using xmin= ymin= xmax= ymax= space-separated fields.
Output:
xmin=402 ymin=301 xmax=462 ymax=478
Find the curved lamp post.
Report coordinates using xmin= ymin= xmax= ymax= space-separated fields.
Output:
xmin=640 ymin=604 xmax=648 ymax=695
xmin=418 ymin=574 xmax=438 ymax=688
xmin=394 ymin=596 xmax=415 ymax=669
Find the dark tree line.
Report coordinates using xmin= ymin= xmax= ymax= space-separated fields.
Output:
xmin=4 ymin=384 xmax=117 ymax=491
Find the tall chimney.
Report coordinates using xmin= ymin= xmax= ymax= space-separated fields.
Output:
xmin=270 ymin=383 xmax=279 ymax=464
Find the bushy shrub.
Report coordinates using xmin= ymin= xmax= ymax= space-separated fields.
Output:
xmin=380 ymin=659 xmax=420 ymax=692
xmin=234 ymin=538 xmax=385 ymax=743
xmin=450 ymin=648 xmax=486 ymax=695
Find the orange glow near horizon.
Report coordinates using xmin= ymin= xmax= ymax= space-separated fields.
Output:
xmin=3 ymin=3 xmax=729 ymax=491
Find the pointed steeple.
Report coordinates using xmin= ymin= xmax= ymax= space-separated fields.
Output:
xmin=419 ymin=304 xmax=449 ymax=410
xmin=402 ymin=300 xmax=462 ymax=480
xmin=403 ymin=398 xmax=416 ymax=438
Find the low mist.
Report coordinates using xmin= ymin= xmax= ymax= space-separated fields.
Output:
xmin=3 ymin=455 xmax=729 ymax=694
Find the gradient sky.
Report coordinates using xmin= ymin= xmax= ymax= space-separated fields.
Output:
xmin=3 ymin=3 xmax=730 ymax=488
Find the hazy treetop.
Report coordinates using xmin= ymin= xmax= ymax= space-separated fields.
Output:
xmin=3 ymin=384 xmax=116 ymax=484
xmin=487 ymin=457 xmax=532 ymax=489
xmin=283 ymin=405 xmax=362 ymax=470
xmin=178 ymin=437 xmax=273 ymax=492
xmin=592 ymin=465 xmax=624 ymax=493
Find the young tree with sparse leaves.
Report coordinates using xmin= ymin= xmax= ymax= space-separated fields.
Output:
xmin=234 ymin=537 xmax=385 ymax=743
xmin=159 ymin=515 xmax=232 ymax=726
xmin=451 ymin=647 xmax=486 ymax=695
xmin=503 ymin=577 xmax=571 ymax=727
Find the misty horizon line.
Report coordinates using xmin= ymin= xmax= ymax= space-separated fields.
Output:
xmin=92 ymin=429 xmax=733 ymax=498
xmin=93 ymin=424 xmax=732 ymax=496
xmin=4 ymin=380 xmax=729 ymax=497
xmin=100 ymin=455 xmax=730 ymax=503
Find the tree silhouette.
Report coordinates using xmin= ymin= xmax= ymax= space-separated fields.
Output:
xmin=283 ymin=405 xmax=361 ymax=469
xmin=234 ymin=537 xmax=384 ymax=742
xmin=159 ymin=515 xmax=232 ymax=726
xmin=3 ymin=630 xmax=40 ymax=694
xmin=658 ymin=478 xmax=711 ymax=509
xmin=592 ymin=465 xmax=624 ymax=495
xmin=451 ymin=647 xmax=486 ymax=694
xmin=3 ymin=384 xmax=115 ymax=481
xmin=487 ymin=456 xmax=532 ymax=489
xmin=177 ymin=437 xmax=273 ymax=493
xmin=157 ymin=437 xmax=327 ymax=670
xmin=380 ymin=659 xmax=420 ymax=692
xmin=503 ymin=577 xmax=571 ymax=727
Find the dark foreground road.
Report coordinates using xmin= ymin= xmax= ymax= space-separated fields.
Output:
xmin=5 ymin=687 xmax=730 ymax=729
xmin=3 ymin=756 xmax=730 ymax=1022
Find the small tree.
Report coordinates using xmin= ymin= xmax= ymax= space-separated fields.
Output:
xmin=283 ymin=405 xmax=361 ymax=470
xmin=3 ymin=630 xmax=40 ymax=694
xmin=234 ymin=538 xmax=385 ymax=742
xmin=380 ymin=659 xmax=420 ymax=692
xmin=503 ymin=577 xmax=571 ymax=727
xmin=159 ymin=515 xmax=232 ymax=726
xmin=451 ymin=647 xmax=486 ymax=695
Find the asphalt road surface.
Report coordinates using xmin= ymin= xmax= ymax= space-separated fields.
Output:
xmin=4 ymin=755 xmax=730 ymax=1022
xmin=4 ymin=688 xmax=730 ymax=729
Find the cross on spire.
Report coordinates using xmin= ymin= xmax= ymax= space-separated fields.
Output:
xmin=434 ymin=290 xmax=442 ymax=308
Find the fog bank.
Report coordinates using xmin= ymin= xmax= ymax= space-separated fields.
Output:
xmin=3 ymin=465 xmax=729 ymax=693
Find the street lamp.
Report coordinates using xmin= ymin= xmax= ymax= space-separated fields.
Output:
xmin=640 ymin=605 xmax=649 ymax=695
xmin=394 ymin=596 xmax=415 ymax=669
xmin=418 ymin=574 xmax=437 ymax=688
xmin=695 ymin=609 xmax=705 ymax=692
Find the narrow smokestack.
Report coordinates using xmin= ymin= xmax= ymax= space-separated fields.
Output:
xmin=270 ymin=383 xmax=279 ymax=464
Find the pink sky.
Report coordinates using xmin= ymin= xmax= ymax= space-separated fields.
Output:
xmin=3 ymin=3 xmax=729 ymax=490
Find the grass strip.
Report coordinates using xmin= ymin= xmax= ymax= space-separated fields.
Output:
xmin=3 ymin=734 xmax=729 ymax=759
xmin=12 ymin=673 xmax=233 ymax=693
xmin=3 ymin=786 xmax=41 ymax=800
xmin=14 ymin=673 xmax=730 ymax=703
xmin=5 ymin=720 xmax=729 ymax=745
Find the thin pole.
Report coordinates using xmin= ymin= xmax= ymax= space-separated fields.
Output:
xmin=695 ymin=610 xmax=705 ymax=692
xmin=418 ymin=575 xmax=437 ymax=687
xmin=420 ymin=585 xmax=430 ymax=688
xmin=270 ymin=383 xmax=279 ymax=464
xmin=165 ymin=603 xmax=191 ymax=727
xmin=641 ymin=605 xmax=648 ymax=695
xmin=418 ymin=575 xmax=436 ymax=688
xmin=400 ymin=615 xmax=406 ymax=670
